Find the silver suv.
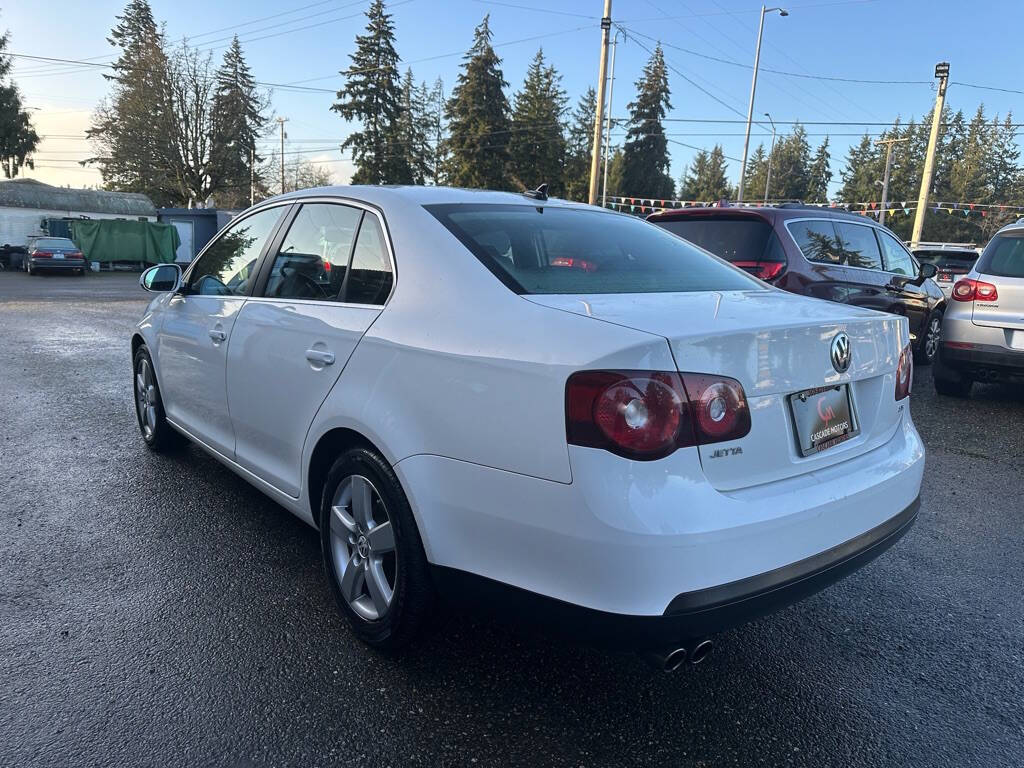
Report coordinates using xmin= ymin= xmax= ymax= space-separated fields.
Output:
xmin=934 ymin=221 xmax=1024 ymax=397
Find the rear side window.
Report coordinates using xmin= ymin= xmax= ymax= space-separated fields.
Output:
xmin=345 ymin=215 xmax=393 ymax=305
xmin=264 ymin=203 xmax=361 ymax=301
xmin=788 ymin=220 xmax=841 ymax=264
xmin=426 ymin=204 xmax=761 ymax=295
xmin=977 ymin=232 xmax=1024 ymax=278
xmin=834 ymin=222 xmax=883 ymax=270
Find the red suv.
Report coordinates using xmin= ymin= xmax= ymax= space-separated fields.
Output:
xmin=648 ymin=205 xmax=945 ymax=364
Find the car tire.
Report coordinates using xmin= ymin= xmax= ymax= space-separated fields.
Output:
xmin=914 ymin=311 xmax=942 ymax=365
xmin=133 ymin=346 xmax=184 ymax=451
xmin=320 ymin=447 xmax=434 ymax=650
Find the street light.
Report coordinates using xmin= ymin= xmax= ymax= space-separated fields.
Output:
xmin=763 ymin=112 xmax=776 ymax=205
xmin=737 ymin=5 xmax=788 ymax=203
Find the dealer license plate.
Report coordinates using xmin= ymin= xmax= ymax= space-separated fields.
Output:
xmin=788 ymin=384 xmax=858 ymax=457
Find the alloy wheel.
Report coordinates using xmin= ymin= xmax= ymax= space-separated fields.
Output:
xmin=924 ymin=316 xmax=941 ymax=361
xmin=135 ymin=358 xmax=158 ymax=439
xmin=330 ymin=475 xmax=398 ymax=622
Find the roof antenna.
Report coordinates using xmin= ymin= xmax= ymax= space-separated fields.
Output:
xmin=522 ymin=183 xmax=548 ymax=202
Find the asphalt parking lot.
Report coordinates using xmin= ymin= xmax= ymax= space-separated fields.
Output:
xmin=1 ymin=270 xmax=1022 ymax=768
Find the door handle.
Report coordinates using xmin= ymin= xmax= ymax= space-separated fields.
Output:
xmin=305 ymin=348 xmax=335 ymax=366
xmin=208 ymin=328 xmax=227 ymax=342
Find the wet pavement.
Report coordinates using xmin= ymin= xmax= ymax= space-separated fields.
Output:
xmin=1 ymin=270 xmax=1022 ymax=767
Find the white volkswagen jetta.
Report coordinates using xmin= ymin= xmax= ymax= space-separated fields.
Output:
xmin=132 ymin=186 xmax=924 ymax=664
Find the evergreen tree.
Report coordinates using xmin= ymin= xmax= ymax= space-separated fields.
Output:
xmin=88 ymin=0 xmax=177 ymax=205
xmin=680 ymin=145 xmax=730 ymax=201
xmin=620 ymin=45 xmax=673 ymax=199
xmin=837 ymin=133 xmax=880 ymax=204
xmin=209 ymin=36 xmax=269 ymax=207
xmin=331 ymin=0 xmax=408 ymax=184
xmin=443 ymin=15 xmax=511 ymax=189
xmin=768 ymin=123 xmax=811 ymax=200
xmin=508 ymin=49 xmax=567 ymax=195
xmin=563 ymin=87 xmax=596 ymax=202
xmin=742 ymin=144 xmax=769 ymax=203
xmin=0 ymin=27 xmax=39 ymax=178
xmin=805 ymin=137 xmax=832 ymax=202
xmin=394 ymin=68 xmax=432 ymax=184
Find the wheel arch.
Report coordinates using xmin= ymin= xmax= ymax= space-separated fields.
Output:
xmin=306 ymin=427 xmax=384 ymax=524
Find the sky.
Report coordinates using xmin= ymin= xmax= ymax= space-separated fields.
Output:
xmin=5 ymin=0 xmax=1023 ymax=200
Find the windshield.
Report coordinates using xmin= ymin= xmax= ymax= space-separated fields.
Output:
xmin=426 ymin=204 xmax=762 ymax=295
xmin=977 ymin=232 xmax=1024 ymax=278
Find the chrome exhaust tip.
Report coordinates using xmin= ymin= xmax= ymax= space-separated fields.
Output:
xmin=688 ymin=639 xmax=714 ymax=665
xmin=645 ymin=646 xmax=690 ymax=672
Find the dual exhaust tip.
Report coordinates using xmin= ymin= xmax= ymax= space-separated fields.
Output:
xmin=645 ymin=639 xmax=714 ymax=672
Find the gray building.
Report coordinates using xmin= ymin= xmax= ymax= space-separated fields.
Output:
xmin=0 ymin=178 xmax=156 ymax=247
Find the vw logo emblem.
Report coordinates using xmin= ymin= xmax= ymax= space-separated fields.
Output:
xmin=830 ymin=332 xmax=852 ymax=374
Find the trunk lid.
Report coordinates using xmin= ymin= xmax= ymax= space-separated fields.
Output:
xmin=972 ymin=274 xmax=1024 ymax=331
xmin=528 ymin=289 xmax=909 ymax=490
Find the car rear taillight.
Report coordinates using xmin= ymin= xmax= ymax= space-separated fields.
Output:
xmin=566 ymin=370 xmax=751 ymax=460
xmin=68 ymin=250 xmax=83 ymax=259
xmin=952 ymin=278 xmax=998 ymax=302
xmin=733 ymin=261 xmax=785 ymax=281
xmin=895 ymin=344 xmax=913 ymax=400
xmin=34 ymin=250 xmax=53 ymax=258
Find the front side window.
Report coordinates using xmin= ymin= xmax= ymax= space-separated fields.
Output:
xmin=264 ymin=203 xmax=362 ymax=301
xmin=788 ymin=220 xmax=842 ymax=265
xmin=976 ymin=231 xmax=1024 ymax=278
xmin=834 ymin=222 xmax=883 ymax=270
xmin=426 ymin=204 xmax=761 ymax=295
xmin=876 ymin=230 xmax=916 ymax=276
xmin=188 ymin=207 xmax=284 ymax=296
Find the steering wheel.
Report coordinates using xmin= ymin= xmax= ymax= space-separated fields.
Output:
xmin=280 ymin=266 xmax=330 ymax=299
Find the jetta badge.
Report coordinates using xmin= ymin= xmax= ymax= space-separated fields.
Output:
xmin=830 ymin=332 xmax=852 ymax=374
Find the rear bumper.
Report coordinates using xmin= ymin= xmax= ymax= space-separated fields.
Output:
xmin=397 ymin=410 xmax=925 ymax=643
xmin=940 ymin=342 xmax=1024 ymax=377
xmin=432 ymin=496 xmax=918 ymax=648
xmin=30 ymin=257 xmax=86 ymax=270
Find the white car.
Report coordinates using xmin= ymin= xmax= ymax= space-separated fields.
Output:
xmin=132 ymin=186 xmax=924 ymax=668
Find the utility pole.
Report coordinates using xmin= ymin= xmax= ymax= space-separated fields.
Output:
xmin=276 ymin=117 xmax=289 ymax=195
xmin=250 ymin=146 xmax=255 ymax=207
xmin=875 ymin=136 xmax=909 ymax=223
xmin=738 ymin=5 xmax=788 ymax=203
xmin=763 ymin=112 xmax=776 ymax=205
xmin=601 ymin=29 xmax=622 ymax=207
xmin=911 ymin=63 xmax=949 ymax=246
xmin=588 ymin=0 xmax=613 ymax=206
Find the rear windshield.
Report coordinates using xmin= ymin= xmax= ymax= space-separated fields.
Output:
xmin=654 ymin=217 xmax=785 ymax=265
xmin=32 ymin=238 xmax=75 ymax=249
xmin=913 ymin=249 xmax=978 ymax=269
xmin=977 ymin=232 xmax=1024 ymax=278
xmin=426 ymin=204 xmax=761 ymax=295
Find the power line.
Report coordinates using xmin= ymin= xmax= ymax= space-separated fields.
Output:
xmin=952 ymin=81 xmax=1024 ymax=96
xmin=469 ymin=0 xmax=598 ymax=19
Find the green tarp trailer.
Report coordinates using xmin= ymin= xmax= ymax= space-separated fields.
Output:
xmin=70 ymin=219 xmax=180 ymax=264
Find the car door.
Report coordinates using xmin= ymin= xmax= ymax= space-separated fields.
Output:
xmin=828 ymin=220 xmax=901 ymax=315
xmin=225 ymin=201 xmax=395 ymax=497
xmin=156 ymin=205 xmax=288 ymax=456
xmin=875 ymin=228 xmax=930 ymax=341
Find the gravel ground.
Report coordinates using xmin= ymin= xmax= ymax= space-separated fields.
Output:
xmin=1 ymin=270 xmax=1021 ymax=768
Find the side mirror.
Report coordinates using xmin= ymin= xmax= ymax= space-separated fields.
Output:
xmin=918 ymin=262 xmax=938 ymax=279
xmin=140 ymin=263 xmax=182 ymax=293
